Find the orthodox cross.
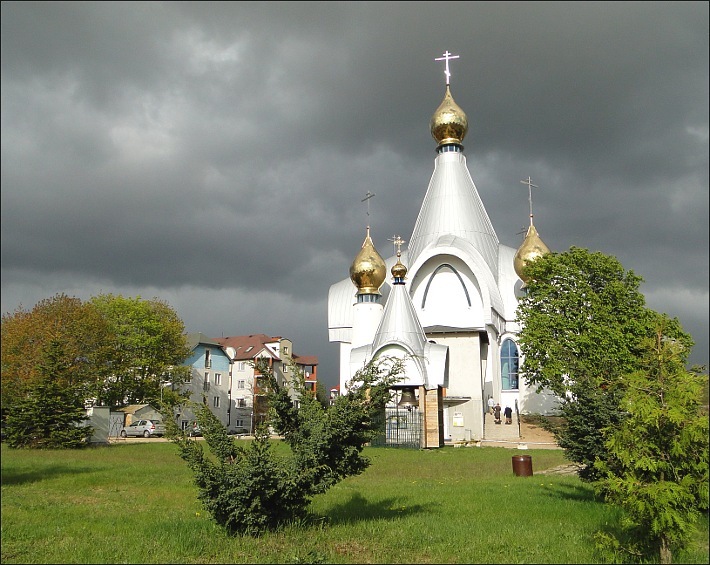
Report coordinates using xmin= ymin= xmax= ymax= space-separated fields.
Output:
xmin=388 ymin=235 xmax=406 ymax=257
xmin=520 ymin=176 xmax=539 ymax=226
xmin=361 ymin=191 xmax=375 ymax=217
xmin=435 ymin=51 xmax=460 ymax=86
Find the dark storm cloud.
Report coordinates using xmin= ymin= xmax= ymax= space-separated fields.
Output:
xmin=2 ymin=2 xmax=708 ymax=385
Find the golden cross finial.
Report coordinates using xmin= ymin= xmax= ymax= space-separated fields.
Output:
xmin=520 ymin=176 xmax=539 ymax=226
xmin=435 ymin=51 xmax=460 ymax=86
xmin=388 ymin=235 xmax=406 ymax=257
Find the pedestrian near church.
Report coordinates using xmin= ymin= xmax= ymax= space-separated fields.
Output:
xmin=487 ymin=396 xmax=495 ymax=415
xmin=504 ymin=406 xmax=513 ymax=425
xmin=493 ymin=403 xmax=502 ymax=424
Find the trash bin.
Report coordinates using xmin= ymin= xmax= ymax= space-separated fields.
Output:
xmin=512 ymin=454 xmax=533 ymax=476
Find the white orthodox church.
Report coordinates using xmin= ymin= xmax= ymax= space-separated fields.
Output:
xmin=327 ymin=54 xmax=557 ymax=448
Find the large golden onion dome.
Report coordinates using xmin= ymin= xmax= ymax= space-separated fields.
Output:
xmin=513 ymin=224 xmax=551 ymax=285
xmin=430 ymin=85 xmax=468 ymax=146
xmin=350 ymin=227 xmax=386 ymax=295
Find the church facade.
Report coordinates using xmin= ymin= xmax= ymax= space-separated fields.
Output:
xmin=327 ymin=55 xmax=557 ymax=447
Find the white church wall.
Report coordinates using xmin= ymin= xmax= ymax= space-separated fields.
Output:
xmin=373 ymin=343 xmax=426 ymax=388
xmin=433 ymin=332 xmax=485 ymax=440
xmin=339 ymin=342 xmax=353 ymax=392
xmin=410 ymin=255 xmax=485 ymax=329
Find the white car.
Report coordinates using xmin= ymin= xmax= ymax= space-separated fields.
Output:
xmin=120 ymin=419 xmax=165 ymax=438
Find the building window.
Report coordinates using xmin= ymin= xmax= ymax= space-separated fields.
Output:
xmin=205 ymin=349 xmax=211 ymax=368
xmin=213 ymin=396 xmax=220 ymax=408
xmin=185 ymin=372 xmax=192 ymax=384
xmin=235 ymin=419 xmax=245 ymax=427
xmin=214 ymin=373 xmax=222 ymax=386
xmin=501 ymin=338 xmax=519 ymax=390
xmin=283 ymin=346 xmax=289 ymax=355
xmin=236 ymin=398 xmax=247 ymax=408
xmin=238 ymin=362 xmax=246 ymax=371
xmin=237 ymin=380 xmax=245 ymax=389
xmin=283 ymin=365 xmax=289 ymax=373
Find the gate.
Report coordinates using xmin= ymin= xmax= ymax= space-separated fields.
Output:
xmin=371 ymin=407 xmax=422 ymax=449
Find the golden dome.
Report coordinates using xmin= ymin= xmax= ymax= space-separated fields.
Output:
xmin=350 ymin=227 xmax=386 ymax=295
xmin=391 ymin=258 xmax=407 ymax=280
xmin=513 ymin=224 xmax=551 ymax=284
xmin=430 ymin=85 xmax=468 ymax=146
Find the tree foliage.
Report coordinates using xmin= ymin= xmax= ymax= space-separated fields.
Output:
xmin=2 ymin=292 xmax=191 ymax=448
xmin=516 ymin=247 xmax=694 ymax=480
xmin=169 ymin=357 xmax=404 ymax=535
xmin=1 ymin=294 xmax=115 ymax=413
xmin=4 ymin=339 xmax=93 ymax=448
xmin=90 ymin=294 xmax=192 ymax=406
xmin=594 ymin=321 xmax=709 ymax=564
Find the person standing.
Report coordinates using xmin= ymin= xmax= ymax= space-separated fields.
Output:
xmin=494 ymin=403 xmax=502 ymax=424
xmin=504 ymin=406 xmax=513 ymax=425
xmin=487 ymin=396 xmax=495 ymax=415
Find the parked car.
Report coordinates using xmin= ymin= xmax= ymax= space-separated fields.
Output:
xmin=120 ymin=419 xmax=165 ymax=438
xmin=228 ymin=427 xmax=250 ymax=436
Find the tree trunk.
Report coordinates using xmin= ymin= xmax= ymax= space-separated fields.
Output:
xmin=660 ymin=534 xmax=672 ymax=564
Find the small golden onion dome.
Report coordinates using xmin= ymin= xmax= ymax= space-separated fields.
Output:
xmin=391 ymin=258 xmax=407 ymax=280
xmin=430 ymin=85 xmax=468 ymax=146
xmin=350 ymin=227 xmax=386 ymax=295
xmin=513 ymin=224 xmax=551 ymax=284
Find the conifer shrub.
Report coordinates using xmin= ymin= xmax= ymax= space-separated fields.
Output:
xmin=168 ymin=357 xmax=403 ymax=535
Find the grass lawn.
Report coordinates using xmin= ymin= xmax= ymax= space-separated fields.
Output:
xmin=1 ymin=441 xmax=707 ymax=564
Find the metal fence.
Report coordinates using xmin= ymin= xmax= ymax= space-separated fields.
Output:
xmin=371 ymin=407 xmax=422 ymax=449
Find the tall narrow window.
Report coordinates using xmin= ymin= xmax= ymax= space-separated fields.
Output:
xmin=501 ymin=339 xmax=519 ymax=390
xmin=205 ymin=349 xmax=211 ymax=368
xmin=213 ymin=396 xmax=220 ymax=408
xmin=214 ymin=373 xmax=222 ymax=386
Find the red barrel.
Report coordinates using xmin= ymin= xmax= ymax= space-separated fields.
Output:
xmin=512 ymin=454 xmax=533 ymax=476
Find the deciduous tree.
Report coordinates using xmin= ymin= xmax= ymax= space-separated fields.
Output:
xmin=90 ymin=294 xmax=191 ymax=406
xmin=516 ymin=247 xmax=693 ymax=480
xmin=1 ymin=294 xmax=115 ymax=413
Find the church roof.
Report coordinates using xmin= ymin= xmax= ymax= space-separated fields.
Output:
xmin=372 ymin=268 xmax=428 ymax=355
xmin=407 ymin=150 xmax=500 ymax=274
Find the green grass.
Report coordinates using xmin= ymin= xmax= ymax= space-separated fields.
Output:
xmin=1 ymin=442 xmax=707 ymax=564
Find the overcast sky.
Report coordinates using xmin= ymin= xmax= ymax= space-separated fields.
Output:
xmin=2 ymin=2 xmax=708 ymax=389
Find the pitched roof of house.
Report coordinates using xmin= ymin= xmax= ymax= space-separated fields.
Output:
xmin=114 ymin=404 xmax=156 ymax=414
xmin=213 ymin=334 xmax=275 ymax=361
xmin=293 ymin=354 xmax=318 ymax=367
xmin=185 ymin=332 xmax=224 ymax=350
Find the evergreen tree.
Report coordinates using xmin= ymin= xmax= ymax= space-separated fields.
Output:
xmin=169 ymin=357 xmax=403 ymax=535
xmin=5 ymin=340 xmax=92 ymax=448
xmin=594 ymin=321 xmax=709 ymax=564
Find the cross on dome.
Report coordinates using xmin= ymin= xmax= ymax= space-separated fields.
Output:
xmin=435 ymin=51 xmax=460 ymax=86
xmin=388 ymin=235 xmax=406 ymax=257
xmin=520 ymin=176 xmax=539 ymax=226
xmin=361 ymin=191 xmax=376 ymax=217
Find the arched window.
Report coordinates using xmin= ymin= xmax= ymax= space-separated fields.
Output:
xmin=501 ymin=339 xmax=519 ymax=390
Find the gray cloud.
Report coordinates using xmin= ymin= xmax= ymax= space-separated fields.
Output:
xmin=2 ymin=2 xmax=708 ymax=387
